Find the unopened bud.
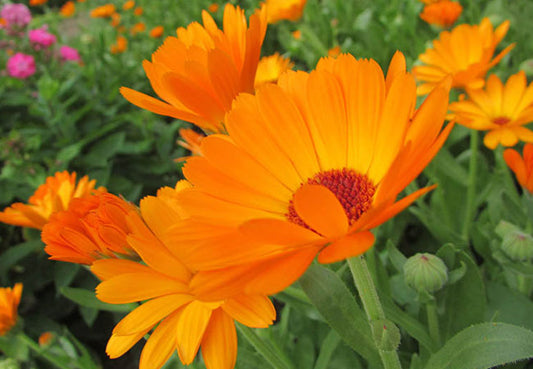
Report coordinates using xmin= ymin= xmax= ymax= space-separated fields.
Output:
xmin=403 ymin=253 xmax=448 ymax=294
xmin=501 ymin=231 xmax=533 ymax=262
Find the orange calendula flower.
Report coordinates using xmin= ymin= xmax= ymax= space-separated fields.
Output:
xmin=449 ymin=71 xmax=533 ymax=149
xmin=254 ymin=53 xmax=294 ymax=88
xmin=91 ymin=184 xmax=275 ymax=369
xmin=420 ymin=1 xmax=462 ymax=28
xmin=413 ymin=18 xmax=514 ymax=95
xmin=60 ymin=1 xmax=75 ymax=17
xmin=0 ymin=283 xmax=22 ymax=336
xmin=208 ymin=3 xmax=219 ymax=13
xmin=504 ymin=143 xmax=533 ymax=193
xmin=133 ymin=6 xmax=143 ymax=16
xmin=328 ymin=45 xmax=341 ymax=57
xmin=123 ymin=0 xmax=135 ymax=10
xmin=265 ymin=0 xmax=307 ymax=24
xmin=42 ymin=193 xmax=138 ymax=265
xmin=177 ymin=128 xmax=205 ymax=160
xmin=292 ymin=29 xmax=301 ymax=40
xmin=149 ymin=25 xmax=164 ymax=38
xmin=172 ymin=52 xmax=452 ymax=300
xmin=110 ymin=12 xmax=120 ymax=27
xmin=39 ymin=332 xmax=54 ymax=346
xmin=90 ymin=4 xmax=116 ymax=18
xmin=30 ymin=0 xmax=48 ymax=6
xmin=110 ymin=35 xmax=127 ymax=54
xmin=0 ymin=171 xmax=104 ymax=230
xmin=120 ymin=4 xmax=267 ymax=133
xmin=130 ymin=22 xmax=146 ymax=35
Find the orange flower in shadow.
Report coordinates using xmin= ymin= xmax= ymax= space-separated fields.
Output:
xmin=254 ymin=53 xmax=294 ymax=88
xmin=413 ymin=18 xmax=514 ymax=95
xmin=0 ymin=171 xmax=104 ymax=230
xmin=504 ymin=144 xmax=533 ymax=193
xmin=420 ymin=1 xmax=462 ymax=28
xmin=120 ymin=4 xmax=267 ymax=133
xmin=0 ymin=283 xmax=22 ymax=336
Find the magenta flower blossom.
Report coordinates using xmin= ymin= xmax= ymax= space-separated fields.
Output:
xmin=59 ymin=45 xmax=81 ymax=62
xmin=29 ymin=26 xmax=57 ymax=49
xmin=1 ymin=4 xmax=31 ymax=32
xmin=7 ymin=52 xmax=35 ymax=79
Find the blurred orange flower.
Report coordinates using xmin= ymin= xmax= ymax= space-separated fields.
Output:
xmin=77 ymin=0 xmax=85 ymax=2
xmin=90 ymin=4 xmax=116 ymax=18
xmin=292 ymin=29 xmax=301 ymax=39
xmin=0 ymin=283 xmax=22 ymax=336
xmin=0 ymin=171 xmax=104 ymax=230
xmin=131 ymin=22 xmax=146 ymax=35
xmin=110 ymin=12 xmax=121 ymax=27
xmin=149 ymin=25 xmax=164 ymax=38
xmin=413 ymin=18 xmax=514 ymax=95
xmin=120 ymin=4 xmax=267 ymax=133
xmin=449 ymin=71 xmax=533 ymax=149
xmin=91 ymin=185 xmax=275 ymax=369
xmin=60 ymin=1 xmax=75 ymax=17
xmin=265 ymin=0 xmax=307 ymax=24
xmin=254 ymin=53 xmax=294 ymax=88
xmin=208 ymin=3 xmax=219 ymax=13
xmin=111 ymin=35 xmax=127 ymax=54
xmin=328 ymin=45 xmax=341 ymax=57
xmin=30 ymin=0 xmax=48 ymax=6
xmin=39 ymin=332 xmax=54 ymax=346
xmin=420 ymin=1 xmax=462 ymax=28
xmin=133 ymin=6 xmax=143 ymax=16
xmin=42 ymin=193 xmax=139 ymax=265
xmin=504 ymin=143 xmax=533 ymax=193
xmin=175 ymin=52 xmax=452 ymax=299
xmin=123 ymin=0 xmax=135 ymax=10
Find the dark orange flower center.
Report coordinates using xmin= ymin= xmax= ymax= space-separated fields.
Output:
xmin=286 ymin=168 xmax=376 ymax=228
xmin=492 ymin=116 xmax=511 ymax=126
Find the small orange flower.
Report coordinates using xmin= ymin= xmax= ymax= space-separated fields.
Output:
xmin=133 ymin=6 xmax=143 ymax=16
xmin=0 ymin=19 xmax=7 ymax=28
xmin=0 ymin=283 xmax=22 ymax=336
xmin=265 ymin=0 xmax=307 ymax=24
xmin=413 ymin=18 xmax=514 ymax=95
xmin=120 ymin=4 xmax=267 ymax=133
xmin=123 ymin=0 xmax=135 ymax=10
xmin=60 ymin=1 xmax=75 ymax=17
xmin=449 ymin=71 xmax=533 ymax=149
xmin=419 ymin=0 xmax=447 ymax=3
xmin=177 ymin=128 xmax=205 ymax=160
xmin=328 ymin=45 xmax=341 ymax=57
xmin=110 ymin=12 xmax=121 ymax=27
xmin=0 ymin=171 xmax=104 ymax=230
xmin=130 ymin=22 xmax=146 ymax=35
xmin=42 ymin=193 xmax=138 ymax=265
xmin=30 ymin=0 xmax=48 ymax=6
xmin=149 ymin=25 xmax=164 ymax=38
xmin=39 ymin=332 xmax=54 ymax=346
xmin=292 ymin=29 xmax=301 ymax=40
xmin=90 ymin=4 xmax=116 ymax=18
xmin=504 ymin=144 xmax=533 ymax=193
xmin=208 ymin=3 xmax=219 ymax=13
xmin=254 ymin=53 xmax=294 ymax=88
xmin=110 ymin=35 xmax=128 ymax=54
xmin=420 ymin=1 xmax=462 ymax=28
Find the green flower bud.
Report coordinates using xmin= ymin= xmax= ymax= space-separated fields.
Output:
xmin=403 ymin=253 xmax=448 ymax=294
xmin=501 ymin=230 xmax=533 ymax=262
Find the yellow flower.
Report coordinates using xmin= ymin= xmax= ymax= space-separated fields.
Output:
xmin=504 ymin=143 xmax=533 ymax=193
xmin=413 ymin=18 xmax=514 ymax=95
xmin=120 ymin=4 xmax=267 ymax=133
xmin=254 ymin=53 xmax=294 ymax=88
xmin=0 ymin=283 xmax=22 ymax=336
xmin=90 ymin=4 xmax=116 ymax=18
xmin=0 ymin=171 xmax=104 ymax=230
xmin=449 ymin=71 xmax=533 ymax=149
xmin=420 ymin=1 xmax=462 ymax=28
xmin=265 ymin=0 xmax=307 ymax=24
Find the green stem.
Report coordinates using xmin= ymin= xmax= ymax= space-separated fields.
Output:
xmin=17 ymin=333 xmax=71 ymax=369
xmin=462 ymin=130 xmax=479 ymax=241
xmin=237 ymin=325 xmax=294 ymax=369
xmin=426 ymin=300 xmax=441 ymax=347
xmin=348 ymin=256 xmax=402 ymax=369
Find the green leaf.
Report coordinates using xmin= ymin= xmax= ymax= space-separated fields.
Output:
xmin=386 ymin=241 xmax=407 ymax=273
xmin=60 ymin=287 xmax=136 ymax=312
xmin=54 ymin=263 xmax=80 ymax=291
xmin=486 ymin=282 xmax=533 ymax=331
xmin=0 ymin=240 xmax=43 ymax=283
xmin=424 ymin=323 xmax=533 ymax=369
xmin=299 ymin=264 xmax=382 ymax=367
xmin=313 ymin=331 xmax=341 ymax=369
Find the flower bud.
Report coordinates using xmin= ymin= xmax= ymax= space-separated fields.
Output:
xmin=501 ymin=231 xmax=533 ymax=262
xmin=403 ymin=253 xmax=448 ymax=294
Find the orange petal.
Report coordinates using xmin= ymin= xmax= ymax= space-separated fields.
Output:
xmin=91 ymin=259 xmax=152 ymax=281
xmin=107 ymin=329 xmax=150 ymax=359
xmin=139 ymin=311 xmax=181 ymax=369
xmin=176 ymin=301 xmax=213 ymax=364
xmin=239 ymin=218 xmax=322 ymax=246
xmin=222 ymin=295 xmax=275 ymax=328
xmin=201 ymin=309 xmax=237 ymax=369
xmin=318 ymin=231 xmax=375 ymax=264
xmin=503 ymin=148 xmax=527 ymax=185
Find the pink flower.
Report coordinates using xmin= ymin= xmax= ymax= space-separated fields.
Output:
xmin=59 ymin=45 xmax=80 ymax=62
xmin=7 ymin=52 xmax=35 ymax=79
xmin=28 ymin=26 xmax=57 ymax=48
xmin=1 ymin=4 xmax=31 ymax=31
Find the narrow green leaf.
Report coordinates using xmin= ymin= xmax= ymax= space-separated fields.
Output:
xmin=314 ymin=331 xmax=341 ymax=369
xmin=0 ymin=240 xmax=42 ymax=282
xmin=386 ymin=240 xmax=407 ymax=273
xmin=424 ymin=323 xmax=533 ymax=369
xmin=60 ymin=287 xmax=136 ymax=312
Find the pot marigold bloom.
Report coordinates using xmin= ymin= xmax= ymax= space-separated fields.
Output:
xmin=90 ymin=4 xmax=116 ymax=18
xmin=504 ymin=144 xmax=533 ymax=193
xmin=123 ymin=0 xmax=135 ymax=10
xmin=254 ymin=53 xmax=294 ymax=88
xmin=130 ymin=22 xmax=145 ymax=35
xmin=38 ymin=332 xmax=54 ymax=346
xmin=149 ymin=25 xmax=164 ymax=38
xmin=0 ymin=171 xmax=104 ymax=230
xmin=133 ymin=6 xmax=143 ymax=16
xmin=120 ymin=4 xmax=267 ymax=133
xmin=420 ymin=1 xmax=462 ymax=28
xmin=328 ymin=45 xmax=341 ymax=57
xmin=30 ymin=0 xmax=48 ymax=6
xmin=265 ymin=0 xmax=307 ymax=24
xmin=292 ymin=29 xmax=301 ymax=40
xmin=449 ymin=71 xmax=533 ymax=149
xmin=0 ymin=283 xmax=22 ymax=336
xmin=413 ymin=18 xmax=514 ymax=95
xmin=173 ymin=52 xmax=452 ymax=299
xmin=91 ymin=186 xmax=275 ymax=369
xmin=42 ymin=193 xmax=138 ymax=265
xmin=208 ymin=3 xmax=219 ymax=13
xmin=110 ymin=12 xmax=120 ymax=27
xmin=110 ymin=35 xmax=127 ymax=54
xmin=60 ymin=1 xmax=75 ymax=17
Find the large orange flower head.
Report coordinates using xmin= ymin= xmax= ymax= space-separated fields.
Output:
xmin=420 ymin=1 xmax=462 ymax=28
xmin=91 ymin=182 xmax=275 ymax=369
xmin=413 ymin=18 xmax=514 ymax=95
xmin=0 ymin=283 xmax=22 ymax=336
xmin=449 ymin=71 xmax=533 ymax=149
xmin=42 ymin=193 xmax=139 ymax=265
xmin=504 ymin=144 xmax=533 ymax=193
xmin=0 ymin=171 xmax=105 ymax=230
xmin=254 ymin=53 xmax=294 ymax=89
xmin=120 ymin=4 xmax=267 ymax=133
xmin=264 ymin=0 xmax=307 ymax=24
xmin=172 ymin=52 xmax=452 ymax=300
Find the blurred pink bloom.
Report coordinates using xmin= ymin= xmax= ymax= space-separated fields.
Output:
xmin=59 ymin=45 xmax=81 ymax=62
xmin=29 ymin=26 xmax=57 ymax=48
xmin=7 ymin=52 xmax=35 ymax=79
xmin=1 ymin=3 xmax=31 ymax=31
